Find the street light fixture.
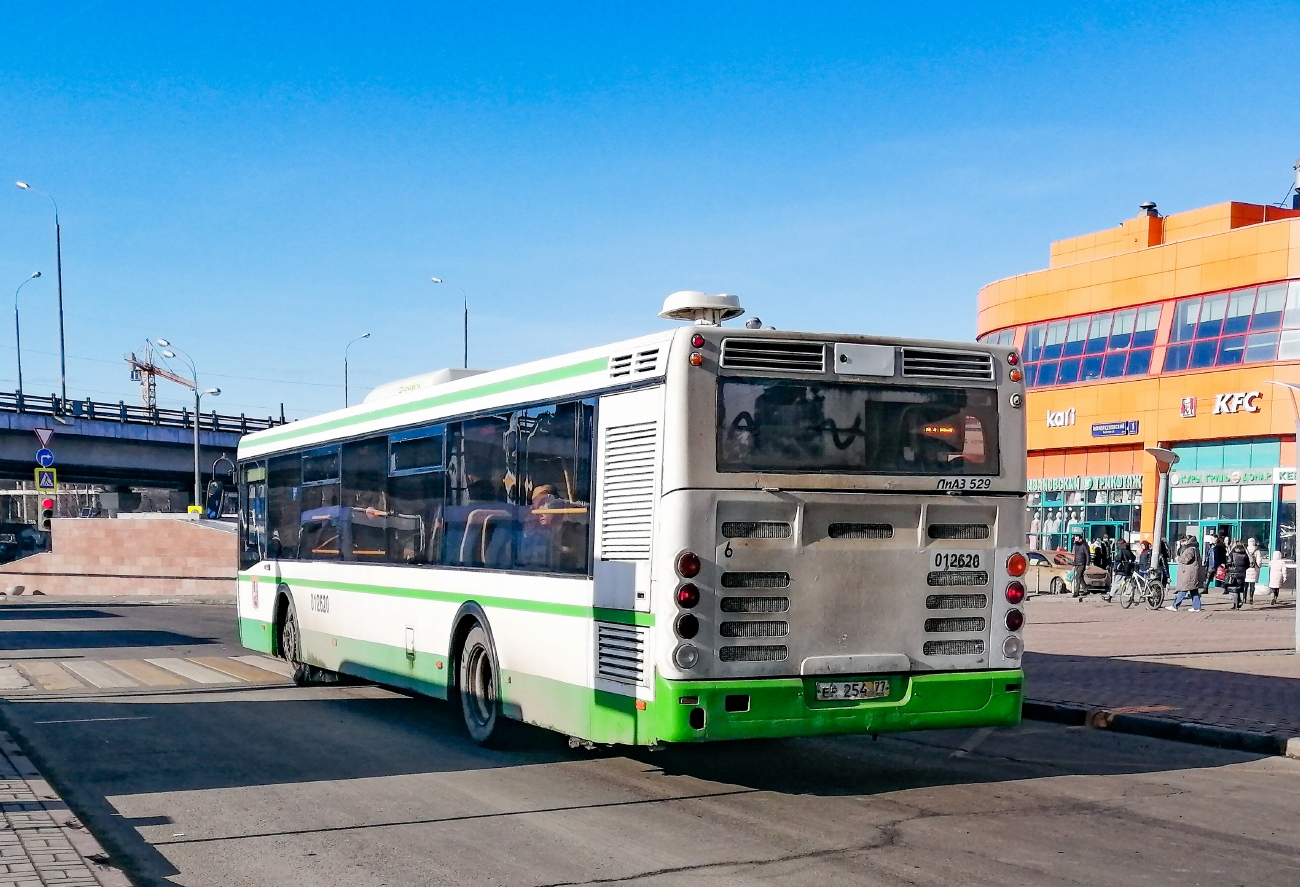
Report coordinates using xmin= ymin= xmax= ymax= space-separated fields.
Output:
xmin=431 ymin=278 xmax=469 ymax=369
xmin=155 ymin=340 xmax=218 ymax=512
xmin=16 ymin=182 xmax=68 ymax=405
xmin=344 ymin=332 xmax=371 ymax=407
xmin=13 ymin=272 xmax=41 ymax=399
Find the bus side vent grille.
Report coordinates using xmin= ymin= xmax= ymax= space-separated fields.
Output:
xmin=721 ymin=521 xmax=791 ymax=539
xmin=901 ymin=348 xmax=994 ymax=381
xmin=925 ymin=593 xmax=988 ymax=609
xmin=609 ymin=348 xmax=661 ymax=378
xmin=720 ymin=644 xmax=788 ymax=662
xmin=599 ymin=421 xmax=657 ymax=559
xmin=595 ymin=622 xmax=647 ymax=685
xmin=720 ymin=571 xmax=790 ymax=589
xmin=924 ymin=617 xmax=987 ymax=633
xmin=720 ymin=339 xmax=825 ymax=373
xmin=928 ymin=523 xmax=990 ymax=540
xmin=923 ymin=639 xmax=985 ymax=656
xmin=828 ymin=522 xmax=893 ymax=539
xmin=720 ymin=620 xmax=789 ymax=638
xmin=721 ymin=596 xmax=790 ymax=613
xmin=927 ymin=571 xmax=989 ymax=587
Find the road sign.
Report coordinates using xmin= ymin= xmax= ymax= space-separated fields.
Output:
xmin=33 ymin=428 xmax=54 ymax=448
xmin=35 ymin=468 xmax=57 ymax=492
xmin=36 ymin=448 xmax=54 ymax=468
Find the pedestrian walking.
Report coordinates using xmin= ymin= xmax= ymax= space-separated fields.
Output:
xmin=1267 ymin=549 xmax=1288 ymax=605
xmin=1244 ymin=538 xmax=1261 ymax=604
xmin=1136 ymin=540 xmax=1152 ymax=575
xmin=1071 ymin=533 xmax=1090 ymax=600
xmin=1105 ymin=538 xmax=1135 ymax=602
xmin=1166 ymin=535 xmax=1203 ymax=611
xmin=1224 ymin=540 xmax=1250 ymax=609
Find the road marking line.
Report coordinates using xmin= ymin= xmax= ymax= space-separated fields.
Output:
xmin=16 ymin=662 xmax=86 ymax=692
xmin=0 ymin=663 xmax=32 ymax=690
xmin=33 ymin=716 xmax=151 ymax=725
xmin=231 ymin=655 xmax=294 ymax=678
xmin=144 ymin=658 xmax=240 ymax=685
xmin=951 ymin=726 xmax=995 ymax=758
xmin=61 ymin=660 xmax=139 ymax=689
xmin=103 ymin=659 xmax=187 ymax=687
xmin=189 ymin=657 xmax=285 ymax=683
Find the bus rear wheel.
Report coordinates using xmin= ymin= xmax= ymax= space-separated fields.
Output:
xmin=458 ymin=623 xmax=507 ymax=746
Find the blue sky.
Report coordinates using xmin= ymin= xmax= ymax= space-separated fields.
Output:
xmin=2 ymin=2 xmax=1299 ymax=418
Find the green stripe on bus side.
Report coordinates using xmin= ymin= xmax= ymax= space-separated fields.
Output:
xmin=243 ymin=356 xmax=610 ymax=450
xmin=242 ymin=573 xmax=655 ymax=626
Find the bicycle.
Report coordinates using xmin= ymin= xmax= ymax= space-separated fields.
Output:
xmin=1117 ymin=571 xmax=1165 ymax=610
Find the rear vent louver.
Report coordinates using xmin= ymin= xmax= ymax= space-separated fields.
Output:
xmin=720 ymin=645 xmax=788 ymax=662
xmin=595 ymin=622 xmax=647 ymax=685
xmin=720 ymin=571 xmax=790 ymax=589
xmin=923 ymin=639 xmax=985 ymax=656
xmin=928 ymin=524 xmax=990 ymax=540
xmin=924 ymin=617 xmax=987 ymax=633
xmin=901 ymin=348 xmax=995 ymax=381
xmin=926 ymin=594 xmax=988 ymax=609
xmin=609 ymin=347 xmax=662 ymax=379
xmin=599 ymin=421 xmax=657 ymax=559
xmin=721 ymin=596 xmax=790 ymax=613
xmin=721 ymin=521 xmax=791 ymax=539
xmin=720 ymin=621 xmax=789 ymax=638
xmin=721 ymin=339 xmax=825 ymax=373
xmin=828 ymin=522 xmax=893 ymax=539
xmin=927 ymin=571 xmax=989 ymax=587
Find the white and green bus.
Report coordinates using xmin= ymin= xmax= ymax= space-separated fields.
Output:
xmin=236 ymin=292 xmax=1028 ymax=746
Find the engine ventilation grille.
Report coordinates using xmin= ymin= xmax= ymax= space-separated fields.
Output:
xmin=609 ymin=347 xmax=662 ymax=379
xmin=928 ymin=523 xmax=990 ymax=540
xmin=901 ymin=348 xmax=994 ymax=381
xmin=923 ymin=639 xmax=985 ymax=656
xmin=926 ymin=593 xmax=988 ymax=609
xmin=721 ymin=339 xmax=825 ymax=373
xmin=720 ymin=645 xmax=788 ymax=662
xmin=595 ymin=622 xmax=647 ymax=685
xmin=924 ymin=616 xmax=987 ymax=633
xmin=721 ymin=521 xmax=791 ymax=539
xmin=829 ymin=522 xmax=893 ymax=539
xmin=720 ymin=571 xmax=790 ymax=589
xmin=599 ymin=421 xmax=657 ymax=560
xmin=720 ymin=596 xmax=790 ymax=614
xmin=927 ymin=571 xmax=989 ymax=587
xmin=720 ymin=620 xmax=789 ymax=638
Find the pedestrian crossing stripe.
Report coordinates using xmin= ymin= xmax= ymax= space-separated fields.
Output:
xmin=0 ymin=655 xmax=291 ymax=693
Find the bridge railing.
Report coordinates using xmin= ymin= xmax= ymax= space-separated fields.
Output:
xmin=0 ymin=391 xmax=284 ymax=435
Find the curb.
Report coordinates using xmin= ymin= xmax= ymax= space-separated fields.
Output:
xmin=1024 ymin=700 xmax=1300 ymax=758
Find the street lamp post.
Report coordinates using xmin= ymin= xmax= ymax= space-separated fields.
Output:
xmin=1146 ymin=447 xmax=1180 ymax=590
xmin=344 ymin=332 xmax=371 ymax=407
xmin=13 ymin=272 xmax=41 ymax=400
xmin=16 ymin=183 xmax=67 ymax=405
xmin=155 ymin=339 xmax=219 ymax=511
xmin=431 ymin=278 xmax=468 ymax=368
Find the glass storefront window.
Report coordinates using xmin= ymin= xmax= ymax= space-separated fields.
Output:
xmin=1164 ymin=280 xmax=1300 ymax=371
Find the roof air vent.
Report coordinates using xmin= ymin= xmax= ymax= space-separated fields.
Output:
xmin=721 ymin=339 xmax=825 ymax=373
xmin=659 ymin=291 xmax=744 ymax=326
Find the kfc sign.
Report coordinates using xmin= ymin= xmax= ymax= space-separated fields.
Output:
xmin=1212 ymin=391 xmax=1262 ymax=415
xmin=1180 ymin=397 xmax=1196 ymax=418
xmin=1046 ymin=407 xmax=1076 ymax=428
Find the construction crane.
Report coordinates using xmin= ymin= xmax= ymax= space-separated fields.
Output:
xmin=125 ymin=341 xmax=193 ymax=408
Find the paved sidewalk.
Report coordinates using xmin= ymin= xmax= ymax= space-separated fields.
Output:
xmin=1025 ymin=590 xmax=1300 ymax=738
xmin=0 ymin=732 xmax=129 ymax=887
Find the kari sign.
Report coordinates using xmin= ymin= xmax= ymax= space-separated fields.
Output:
xmin=1046 ymin=407 xmax=1076 ymax=428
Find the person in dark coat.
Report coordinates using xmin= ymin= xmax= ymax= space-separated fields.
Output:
xmin=1166 ymin=535 xmax=1203 ymax=611
xmin=1071 ymin=534 xmax=1090 ymax=599
xmin=1224 ymin=540 xmax=1250 ymax=609
xmin=1136 ymin=541 xmax=1152 ymax=574
xmin=1104 ymin=539 xmax=1136 ymax=602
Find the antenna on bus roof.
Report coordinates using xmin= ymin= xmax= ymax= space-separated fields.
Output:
xmin=658 ymin=291 xmax=745 ymax=326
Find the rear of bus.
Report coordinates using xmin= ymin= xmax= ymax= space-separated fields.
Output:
xmin=645 ymin=328 xmax=1026 ymax=742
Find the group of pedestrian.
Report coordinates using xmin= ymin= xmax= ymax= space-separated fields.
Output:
xmin=1068 ymin=532 xmax=1165 ymax=600
xmin=1165 ymin=531 xmax=1288 ymax=611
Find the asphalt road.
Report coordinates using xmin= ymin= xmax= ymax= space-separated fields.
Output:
xmin=0 ymin=600 xmax=1297 ymax=887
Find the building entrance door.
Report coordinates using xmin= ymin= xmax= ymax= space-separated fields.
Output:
xmin=1086 ymin=521 xmax=1126 ymax=547
xmin=1198 ymin=520 xmax=1239 ymax=546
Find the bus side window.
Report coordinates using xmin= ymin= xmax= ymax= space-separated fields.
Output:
xmin=266 ymin=454 xmax=302 ymax=560
xmin=342 ymin=437 xmax=389 ymax=561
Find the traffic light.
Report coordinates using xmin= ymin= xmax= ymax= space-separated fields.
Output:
xmin=38 ymin=498 xmax=54 ymax=532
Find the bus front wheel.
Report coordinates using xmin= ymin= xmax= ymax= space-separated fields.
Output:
xmin=458 ymin=623 xmax=507 ymax=746
xmin=277 ymin=596 xmax=318 ymax=687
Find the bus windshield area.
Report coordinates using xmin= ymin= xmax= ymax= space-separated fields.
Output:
xmin=717 ymin=378 xmax=1000 ymax=476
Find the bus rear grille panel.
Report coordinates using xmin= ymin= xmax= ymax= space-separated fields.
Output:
xmin=924 ymin=616 xmax=987 ymax=633
xmin=720 ymin=339 xmax=825 ymax=373
xmin=721 ymin=521 xmax=791 ymax=539
xmin=926 ymin=571 xmax=989 ymax=587
xmin=719 ymin=645 xmax=788 ymax=662
xmin=595 ymin=622 xmax=647 ymax=685
xmin=922 ymin=639 xmax=985 ymax=656
xmin=720 ymin=571 xmax=790 ymax=589
xmin=720 ymin=596 xmax=790 ymax=613
xmin=901 ymin=348 xmax=994 ymax=381
xmin=925 ymin=593 xmax=988 ymax=610
xmin=928 ymin=523 xmax=990 ymax=540
xmin=598 ymin=421 xmax=657 ymax=559
xmin=719 ymin=620 xmax=789 ymax=638
xmin=828 ymin=522 xmax=893 ymax=539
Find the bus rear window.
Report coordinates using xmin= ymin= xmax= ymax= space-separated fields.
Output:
xmin=717 ymin=379 xmax=1000 ymax=476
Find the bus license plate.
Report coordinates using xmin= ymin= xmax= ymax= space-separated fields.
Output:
xmin=931 ymin=550 xmax=983 ymax=571
xmin=815 ymin=679 xmax=890 ymax=701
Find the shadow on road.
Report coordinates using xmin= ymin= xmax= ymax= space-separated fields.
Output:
xmin=0 ymin=607 xmax=124 ymax=621
xmin=0 ymin=630 xmax=221 ymax=651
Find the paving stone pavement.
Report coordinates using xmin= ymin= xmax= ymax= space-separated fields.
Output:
xmin=0 ymin=733 xmax=129 ymax=887
xmin=1025 ymin=589 xmax=1300 ymax=737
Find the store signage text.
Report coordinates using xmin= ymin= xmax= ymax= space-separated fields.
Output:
xmin=1027 ymin=473 xmax=1143 ymax=493
xmin=1091 ymin=420 xmax=1139 ymax=438
xmin=1212 ymin=391 xmax=1262 ymax=415
xmin=1046 ymin=407 xmax=1076 ymax=428
xmin=1170 ymin=469 xmax=1274 ymax=486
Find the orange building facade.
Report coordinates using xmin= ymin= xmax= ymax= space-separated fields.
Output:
xmin=977 ymin=200 xmax=1300 ymax=557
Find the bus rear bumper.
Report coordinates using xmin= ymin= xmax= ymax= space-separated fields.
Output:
xmin=647 ymin=669 xmax=1023 ymax=744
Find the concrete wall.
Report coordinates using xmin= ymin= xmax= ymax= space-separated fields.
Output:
xmin=0 ymin=517 xmax=236 ymax=596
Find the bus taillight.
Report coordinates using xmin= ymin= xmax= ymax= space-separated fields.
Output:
xmin=1005 ymin=552 xmax=1027 ymax=577
xmin=676 ymin=551 xmax=701 ymax=579
xmin=675 ymin=614 xmax=700 ymax=639
xmin=675 ymin=583 xmax=700 ymax=608
xmin=1005 ymin=609 xmax=1024 ymax=631
xmin=1005 ymin=581 xmax=1025 ymax=604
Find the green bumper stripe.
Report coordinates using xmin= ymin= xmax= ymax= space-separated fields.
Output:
xmin=239 ymin=616 xmax=275 ymax=654
xmin=244 ymin=356 xmax=609 ymax=451
xmin=237 ymin=573 xmax=654 ymax=625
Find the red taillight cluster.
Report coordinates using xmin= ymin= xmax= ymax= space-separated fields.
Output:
xmin=1005 ymin=581 xmax=1025 ymax=604
xmin=1005 ymin=552 xmax=1027 ymax=577
xmin=691 ymin=334 xmax=705 ymax=348
xmin=1005 ymin=609 xmax=1024 ymax=632
xmin=676 ymin=551 xmax=701 ymax=578
xmin=676 ymin=583 xmax=700 ymax=608
xmin=674 ymin=551 xmax=703 ymax=668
